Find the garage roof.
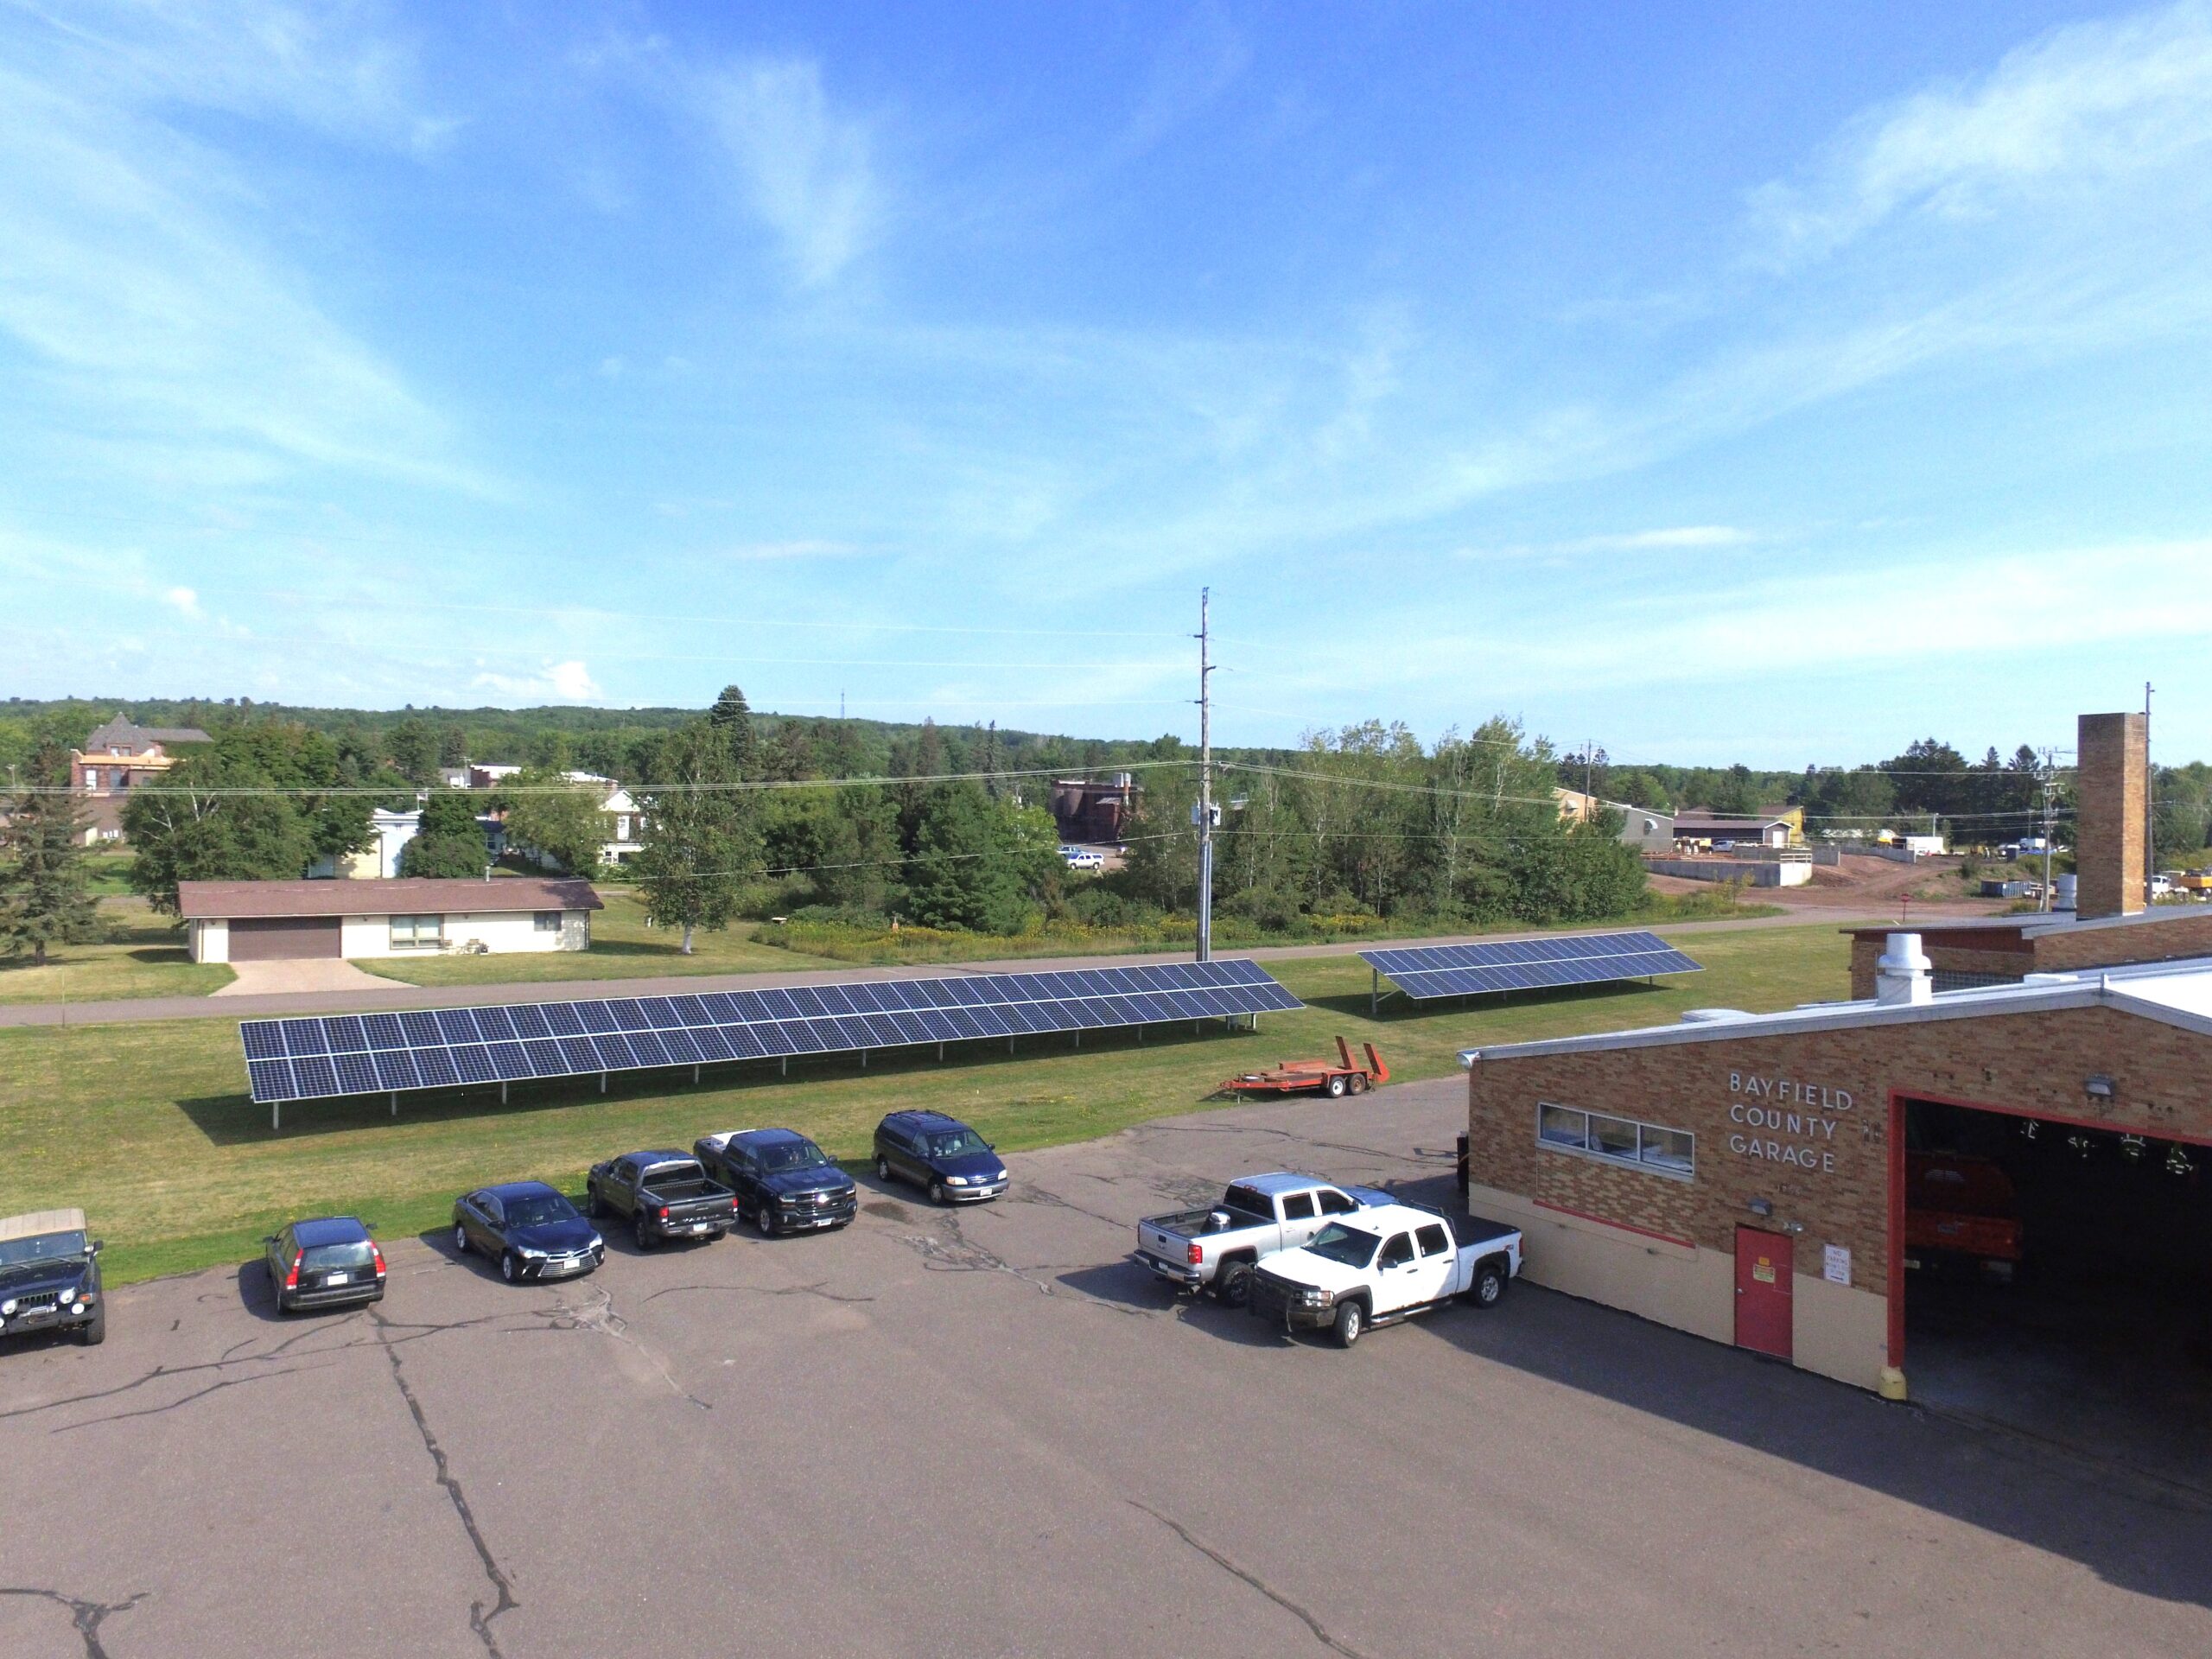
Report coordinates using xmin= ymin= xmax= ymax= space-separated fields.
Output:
xmin=178 ymin=878 xmax=601 ymax=920
xmin=1459 ymin=954 xmax=2212 ymax=1067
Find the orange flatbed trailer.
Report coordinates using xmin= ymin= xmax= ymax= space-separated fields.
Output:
xmin=1220 ymin=1037 xmax=1388 ymax=1099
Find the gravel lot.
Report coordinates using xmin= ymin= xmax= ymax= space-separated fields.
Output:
xmin=3 ymin=1078 xmax=2208 ymax=1657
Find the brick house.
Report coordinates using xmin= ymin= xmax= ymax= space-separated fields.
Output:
xmin=67 ymin=713 xmax=212 ymax=843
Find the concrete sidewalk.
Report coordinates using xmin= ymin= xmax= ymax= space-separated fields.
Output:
xmin=0 ymin=904 xmax=1973 ymax=1030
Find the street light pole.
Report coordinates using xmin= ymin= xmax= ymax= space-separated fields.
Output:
xmin=1195 ymin=588 xmax=1216 ymax=963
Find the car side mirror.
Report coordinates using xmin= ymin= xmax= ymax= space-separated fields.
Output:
xmin=262 ymin=1235 xmax=278 ymax=1245
xmin=89 ymin=1239 xmax=104 ymax=1254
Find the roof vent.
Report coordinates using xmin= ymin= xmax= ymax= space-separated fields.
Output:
xmin=1679 ymin=1007 xmax=1752 ymax=1024
xmin=1875 ymin=932 xmax=1933 ymax=1007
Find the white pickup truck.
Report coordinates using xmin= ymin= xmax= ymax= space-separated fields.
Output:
xmin=1133 ymin=1173 xmax=1393 ymax=1306
xmin=1246 ymin=1203 xmax=1522 ymax=1347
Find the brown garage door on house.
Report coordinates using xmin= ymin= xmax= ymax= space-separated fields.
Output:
xmin=228 ymin=916 xmax=343 ymax=961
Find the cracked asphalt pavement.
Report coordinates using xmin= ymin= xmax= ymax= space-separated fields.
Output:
xmin=4 ymin=1078 xmax=2211 ymax=1656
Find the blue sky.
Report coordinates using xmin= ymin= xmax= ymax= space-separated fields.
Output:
xmin=3 ymin=1 xmax=2209 ymax=766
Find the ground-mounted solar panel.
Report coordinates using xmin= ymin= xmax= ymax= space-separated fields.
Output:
xmin=1359 ymin=930 xmax=1701 ymax=1005
xmin=238 ymin=957 xmax=1303 ymax=1109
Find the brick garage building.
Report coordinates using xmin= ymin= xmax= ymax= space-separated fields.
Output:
xmin=1460 ymin=950 xmax=2212 ymax=1395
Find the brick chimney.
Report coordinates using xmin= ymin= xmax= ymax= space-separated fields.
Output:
xmin=2075 ymin=711 xmax=2147 ymax=920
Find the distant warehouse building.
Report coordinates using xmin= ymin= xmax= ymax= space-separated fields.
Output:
xmin=179 ymin=878 xmax=601 ymax=963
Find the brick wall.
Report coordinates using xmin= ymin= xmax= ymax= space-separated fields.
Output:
xmin=1468 ymin=1002 xmax=2212 ymax=1290
xmin=1847 ymin=931 xmax=2031 ymax=999
xmin=2033 ymin=911 xmax=2212 ymax=974
xmin=2076 ymin=711 xmax=2146 ymax=920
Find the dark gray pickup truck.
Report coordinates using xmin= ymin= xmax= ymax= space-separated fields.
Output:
xmin=585 ymin=1151 xmax=739 ymax=1249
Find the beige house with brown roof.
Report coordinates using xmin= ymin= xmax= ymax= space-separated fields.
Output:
xmin=178 ymin=878 xmax=601 ymax=963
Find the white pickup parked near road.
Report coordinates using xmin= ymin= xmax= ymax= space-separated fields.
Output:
xmin=1246 ymin=1203 xmax=1523 ymax=1348
xmin=1133 ymin=1173 xmax=1394 ymax=1306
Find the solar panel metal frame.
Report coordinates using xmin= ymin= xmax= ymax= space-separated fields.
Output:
xmin=1359 ymin=930 xmax=1701 ymax=1001
xmin=238 ymin=957 xmax=1302 ymax=1104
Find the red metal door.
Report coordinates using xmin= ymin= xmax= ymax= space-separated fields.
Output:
xmin=1734 ymin=1227 xmax=1793 ymax=1360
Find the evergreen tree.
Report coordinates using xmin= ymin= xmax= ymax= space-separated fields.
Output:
xmin=902 ymin=780 xmax=1056 ymax=934
xmin=708 ymin=684 xmax=758 ymax=776
xmin=635 ymin=721 xmax=754 ymax=952
xmin=0 ymin=747 xmax=99 ymax=967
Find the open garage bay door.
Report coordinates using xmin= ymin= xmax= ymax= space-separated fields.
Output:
xmin=229 ymin=916 xmax=342 ymax=961
xmin=1899 ymin=1095 xmax=2212 ymax=1486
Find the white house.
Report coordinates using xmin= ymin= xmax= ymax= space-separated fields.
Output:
xmin=307 ymin=807 xmax=423 ymax=880
xmin=179 ymin=877 xmax=601 ymax=963
xmin=491 ymin=770 xmax=643 ymax=869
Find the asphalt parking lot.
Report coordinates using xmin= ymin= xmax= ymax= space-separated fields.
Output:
xmin=4 ymin=1079 xmax=2210 ymax=1658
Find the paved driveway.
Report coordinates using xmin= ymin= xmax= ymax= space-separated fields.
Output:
xmin=3 ymin=1081 xmax=2205 ymax=1657
xmin=209 ymin=958 xmax=395 ymax=996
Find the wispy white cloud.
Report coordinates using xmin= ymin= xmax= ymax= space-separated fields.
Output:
xmin=473 ymin=659 xmax=604 ymax=702
xmin=702 ymin=59 xmax=880 ymax=287
xmin=1749 ymin=0 xmax=2212 ymax=263
xmin=163 ymin=585 xmax=203 ymax=618
xmin=0 ymin=3 xmax=486 ymax=492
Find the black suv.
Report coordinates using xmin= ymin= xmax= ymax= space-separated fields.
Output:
xmin=264 ymin=1217 xmax=387 ymax=1315
xmin=696 ymin=1128 xmax=859 ymax=1236
xmin=0 ymin=1208 xmax=105 ymax=1346
xmin=873 ymin=1111 xmax=1009 ymax=1205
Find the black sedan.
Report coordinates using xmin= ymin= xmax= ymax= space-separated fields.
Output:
xmin=695 ymin=1128 xmax=859 ymax=1236
xmin=452 ymin=1182 xmax=603 ymax=1284
xmin=264 ymin=1217 xmax=386 ymax=1314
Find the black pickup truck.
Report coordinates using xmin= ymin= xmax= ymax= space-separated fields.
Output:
xmin=584 ymin=1151 xmax=739 ymax=1249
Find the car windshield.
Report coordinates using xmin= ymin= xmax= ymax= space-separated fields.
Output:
xmin=1303 ymin=1224 xmax=1380 ymax=1268
xmin=757 ymin=1138 xmax=830 ymax=1173
xmin=502 ymin=1194 xmax=578 ymax=1228
xmin=302 ymin=1241 xmax=375 ymax=1270
xmin=0 ymin=1230 xmax=86 ymax=1269
xmin=926 ymin=1128 xmax=988 ymax=1159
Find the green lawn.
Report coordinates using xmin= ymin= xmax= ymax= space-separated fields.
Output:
xmin=0 ymin=923 xmax=1848 ymax=1285
xmin=0 ymin=900 xmax=232 ymax=1004
xmin=357 ymin=887 xmax=843 ymax=985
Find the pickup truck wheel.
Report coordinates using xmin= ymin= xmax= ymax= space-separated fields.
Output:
xmin=1332 ymin=1299 xmax=1364 ymax=1348
xmin=875 ymin=1154 xmax=893 ymax=1183
xmin=585 ymin=1185 xmax=605 ymax=1219
xmin=633 ymin=1217 xmax=657 ymax=1252
xmin=1214 ymin=1260 xmax=1254 ymax=1307
xmin=1325 ymin=1074 xmax=1348 ymax=1098
xmin=1471 ymin=1262 xmax=1508 ymax=1308
xmin=755 ymin=1204 xmax=778 ymax=1238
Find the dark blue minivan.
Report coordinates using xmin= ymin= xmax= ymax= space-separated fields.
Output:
xmin=873 ymin=1110 xmax=1009 ymax=1205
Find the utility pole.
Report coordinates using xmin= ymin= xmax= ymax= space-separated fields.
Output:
xmin=2145 ymin=680 xmax=2156 ymax=908
xmin=1194 ymin=588 xmax=1216 ymax=963
xmin=2038 ymin=747 xmax=2059 ymax=912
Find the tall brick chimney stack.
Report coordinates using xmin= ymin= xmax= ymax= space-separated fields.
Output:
xmin=2075 ymin=711 xmax=2147 ymax=920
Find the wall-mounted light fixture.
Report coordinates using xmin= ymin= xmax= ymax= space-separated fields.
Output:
xmin=2085 ymin=1075 xmax=2116 ymax=1100
xmin=1781 ymin=1220 xmax=1806 ymax=1236
xmin=1747 ymin=1198 xmax=1774 ymax=1217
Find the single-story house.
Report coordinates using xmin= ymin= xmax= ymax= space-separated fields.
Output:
xmin=1673 ymin=811 xmax=1796 ymax=850
xmin=179 ymin=877 xmax=601 ymax=963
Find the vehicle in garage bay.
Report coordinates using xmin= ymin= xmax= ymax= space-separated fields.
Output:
xmin=1132 ymin=1173 xmax=1393 ymax=1306
xmin=585 ymin=1151 xmax=739 ymax=1249
xmin=695 ymin=1128 xmax=859 ymax=1236
xmin=873 ymin=1110 xmax=1009 ymax=1205
xmin=263 ymin=1217 xmax=386 ymax=1314
xmin=0 ymin=1209 xmax=105 ymax=1347
xmin=1246 ymin=1205 xmax=1522 ymax=1347
xmin=452 ymin=1182 xmax=604 ymax=1283
xmin=1904 ymin=1151 xmax=2024 ymax=1281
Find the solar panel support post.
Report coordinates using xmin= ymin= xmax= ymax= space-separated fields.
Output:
xmin=937 ymin=1042 xmax=945 ymax=1062
xmin=861 ymin=1050 xmax=868 ymax=1069
xmin=271 ymin=1100 xmax=280 ymax=1131
xmin=390 ymin=1090 xmax=398 ymax=1118
xmin=500 ymin=1083 xmax=508 ymax=1104
xmin=1370 ymin=969 xmax=1378 ymax=1017
xmin=781 ymin=1058 xmax=788 ymax=1076
xmin=600 ymin=1071 xmax=607 ymax=1094
xmin=693 ymin=1065 xmax=700 ymax=1084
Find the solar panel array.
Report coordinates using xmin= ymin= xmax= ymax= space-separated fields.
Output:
xmin=239 ymin=959 xmax=1303 ymax=1105
xmin=1361 ymin=930 xmax=1702 ymax=1001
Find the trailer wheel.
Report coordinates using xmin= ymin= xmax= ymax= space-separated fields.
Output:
xmin=1325 ymin=1074 xmax=1348 ymax=1098
xmin=1348 ymin=1073 xmax=1368 ymax=1096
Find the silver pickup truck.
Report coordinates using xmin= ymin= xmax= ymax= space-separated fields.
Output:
xmin=1133 ymin=1173 xmax=1393 ymax=1306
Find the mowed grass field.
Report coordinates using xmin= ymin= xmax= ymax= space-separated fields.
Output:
xmin=0 ymin=899 xmax=233 ymax=1004
xmin=0 ymin=924 xmax=1851 ymax=1285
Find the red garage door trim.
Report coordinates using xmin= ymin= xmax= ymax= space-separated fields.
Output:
xmin=228 ymin=916 xmax=344 ymax=961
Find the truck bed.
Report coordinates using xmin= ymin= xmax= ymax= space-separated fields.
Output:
xmin=1459 ymin=1215 xmax=1520 ymax=1249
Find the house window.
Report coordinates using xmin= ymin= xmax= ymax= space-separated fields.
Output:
xmin=534 ymin=911 xmax=561 ymax=932
xmin=83 ymin=769 xmax=99 ymax=791
xmin=390 ymin=914 xmax=444 ymax=949
xmin=1537 ymin=1103 xmax=1694 ymax=1180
